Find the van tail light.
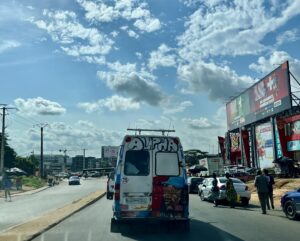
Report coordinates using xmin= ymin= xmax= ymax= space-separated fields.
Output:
xmin=173 ymin=138 xmax=179 ymax=145
xmin=114 ymin=184 xmax=120 ymax=201
xmin=125 ymin=136 xmax=131 ymax=143
xmin=245 ymin=186 xmax=249 ymax=191
xmin=220 ymin=185 xmax=226 ymax=190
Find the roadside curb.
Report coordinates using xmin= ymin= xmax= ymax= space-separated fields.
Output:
xmin=0 ymin=190 xmax=106 ymax=241
xmin=0 ymin=186 xmax=49 ymax=199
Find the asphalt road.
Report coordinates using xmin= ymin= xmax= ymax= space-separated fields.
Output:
xmin=32 ymin=193 xmax=300 ymax=241
xmin=0 ymin=177 xmax=106 ymax=232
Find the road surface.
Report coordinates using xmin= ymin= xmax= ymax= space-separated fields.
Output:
xmin=31 ymin=193 xmax=300 ymax=241
xmin=0 ymin=177 xmax=106 ymax=232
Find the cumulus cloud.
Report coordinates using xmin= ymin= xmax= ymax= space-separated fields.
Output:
xmin=30 ymin=9 xmax=114 ymax=58
xmin=97 ymin=62 xmax=165 ymax=106
xmin=178 ymin=1 xmax=300 ymax=61
xmin=78 ymin=95 xmax=140 ymax=112
xmin=177 ymin=61 xmax=254 ymax=101
xmin=163 ymin=101 xmax=193 ymax=115
xmin=77 ymin=0 xmax=161 ymax=33
xmin=148 ymin=44 xmax=177 ymax=71
xmin=182 ymin=117 xmax=218 ymax=130
xmin=276 ymin=29 xmax=299 ymax=46
xmin=14 ymin=97 xmax=66 ymax=116
xmin=0 ymin=40 xmax=21 ymax=53
xmin=249 ymin=51 xmax=300 ymax=78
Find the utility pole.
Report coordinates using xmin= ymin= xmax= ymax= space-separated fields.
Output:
xmin=35 ymin=123 xmax=48 ymax=178
xmin=83 ymin=148 xmax=86 ymax=171
xmin=59 ymin=149 xmax=67 ymax=172
xmin=0 ymin=105 xmax=17 ymax=175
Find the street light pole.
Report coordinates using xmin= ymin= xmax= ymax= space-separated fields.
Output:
xmin=35 ymin=123 xmax=48 ymax=178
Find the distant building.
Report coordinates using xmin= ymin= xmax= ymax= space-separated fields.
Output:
xmin=71 ymin=156 xmax=100 ymax=172
xmin=35 ymin=154 xmax=71 ymax=175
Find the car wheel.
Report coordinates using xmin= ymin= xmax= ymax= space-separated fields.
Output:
xmin=284 ymin=200 xmax=297 ymax=220
xmin=200 ymin=191 xmax=205 ymax=201
xmin=241 ymin=198 xmax=249 ymax=206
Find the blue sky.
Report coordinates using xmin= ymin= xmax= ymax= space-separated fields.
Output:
xmin=1 ymin=0 xmax=300 ymax=158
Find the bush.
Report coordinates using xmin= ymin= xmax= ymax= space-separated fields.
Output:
xmin=22 ymin=176 xmax=46 ymax=188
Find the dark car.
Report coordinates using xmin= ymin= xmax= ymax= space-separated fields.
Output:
xmin=68 ymin=176 xmax=80 ymax=185
xmin=281 ymin=188 xmax=300 ymax=220
xmin=187 ymin=177 xmax=204 ymax=193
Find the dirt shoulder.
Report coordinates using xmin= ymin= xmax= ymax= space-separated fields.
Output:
xmin=247 ymin=178 xmax=300 ymax=207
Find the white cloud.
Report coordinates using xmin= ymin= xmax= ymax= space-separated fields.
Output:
xmin=178 ymin=1 xmax=300 ymax=61
xmin=14 ymin=97 xmax=66 ymax=116
xmin=30 ymin=9 xmax=114 ymax=58
xmin=276 ymin=29 xmax=299 ymax=46
xmin=78 ymin=0 xmax=161 ymax=33
xmin=163 ymin=101 xmax=193 ymax=115
xmin=135 ymin=52 xmax=143 ymax=59
xmin=182 ymin=117 xmax=218 ymax=130
xmin=177 ymin=61 xmax=254 ymax=101
xmin=128 ymin=30 xmax=139 ymax=39
xmin=148 ymin=44 xmax=177 ymax=71
xmin=133 ymin=17 xmax=161 ymax=33
xmin=97 ymin=62 xmax=165 ymax=106
xmin=0 ymin=40 xmax=21 ymax=53
xmin=78 ymin=95 xmax=140 ymax=112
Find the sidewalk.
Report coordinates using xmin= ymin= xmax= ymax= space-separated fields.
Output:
xmin=0 ymin=185 xmax=49 ymax=199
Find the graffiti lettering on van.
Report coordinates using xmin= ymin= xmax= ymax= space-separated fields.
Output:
xmin=127 ymin=137 xmax=179 ymax=152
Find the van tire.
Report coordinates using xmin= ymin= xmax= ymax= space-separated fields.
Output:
xmin=110 ymin=218 xmax=119 ymax=233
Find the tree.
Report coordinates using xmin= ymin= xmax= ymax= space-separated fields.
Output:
xmin=184 ymin=149 xmax=208 ymax=167
xmin=14 ymin=156 xmax=37 ymax=176
xmin=0 ymin=133 xmax=17 ymax=168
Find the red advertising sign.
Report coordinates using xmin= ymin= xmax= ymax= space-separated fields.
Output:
xmin=226 ymin=61 xmax=291 ymax=130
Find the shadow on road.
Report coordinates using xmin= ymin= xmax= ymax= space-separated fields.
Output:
xmin=119 ymin=219 xmax=244 ymax=241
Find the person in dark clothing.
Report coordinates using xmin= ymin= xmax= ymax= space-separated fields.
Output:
xmin=254 ymin=170 xmax=269 ymax=214
xmin=225 ymin=173 xmax=237 ymax=208
xmin=263 ymin=169 xmax=275 ymax=210
xmin=211 ymin=173 xmax=220 ymax=207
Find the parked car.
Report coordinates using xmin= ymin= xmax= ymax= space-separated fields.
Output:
xmin=198 ymin=177 xmax=251 ymax=206
xmin=106 ymin=172 xmax=115 ymax=200
xmin=68 ymin=176 xmax=80 ymax=185
xmin=187 ymin=177 xmax=204 ymax=193
xmin=281 ymin=188 xmax=300 ymax=220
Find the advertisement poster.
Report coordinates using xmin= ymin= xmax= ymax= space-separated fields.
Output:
xmin=275 ymin=121 xmax=282 ymax=158
xmin=227 ymin=62 xmax=291 ymax=130
xmin=287 ymin=120 xmax=300 ymax=151
xmin=255 ymin=122 xmax=274 ymax=169
xmin=102 ymin=146 xmax=119 ymax=158
xmin=230 ymin=133 xmax=240 ymax=152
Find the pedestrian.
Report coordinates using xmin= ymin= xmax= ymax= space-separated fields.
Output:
xmin=263 ymin=169 xmax=275 ymax=210
xmin=254 ymin=170 xmax=269 ymax=214
xmin=225 ymin=173 xmax=237 ymax=208
xmin=211 ymin=173 xmax=220 ymax=207
xmin=2 ymin=174 xmax=12 ymax=202
xmin=15 ymin=176 xmax=22 ymax=190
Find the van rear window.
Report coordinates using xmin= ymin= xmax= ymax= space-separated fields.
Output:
xmin=124 ymin=150 xmax=150 ymax=176
xmin=155 ymin=152 xmax=179 ymax=176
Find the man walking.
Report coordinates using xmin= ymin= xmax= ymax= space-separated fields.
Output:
xmin=254 ymin=170 xmax=269 ymax=214
xmin=263 ymin=169 xmax=275 ymax=209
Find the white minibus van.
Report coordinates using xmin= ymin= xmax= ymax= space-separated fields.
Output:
xmin=111 ymin=129 xmax=189 ymax=232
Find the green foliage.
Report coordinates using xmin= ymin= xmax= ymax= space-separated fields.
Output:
xmin=184 ymin=149 xmax=208 ymax=167
xmin=22 ymin=176 xmax=46 ymax=188
xmin=14 ymin=156 xmax=37 ymax=176
xmin=0 ymin=133 xmax=17 ymax=168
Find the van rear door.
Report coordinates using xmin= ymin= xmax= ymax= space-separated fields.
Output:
xmin=120 ymin=137 xmax=153 ymax=216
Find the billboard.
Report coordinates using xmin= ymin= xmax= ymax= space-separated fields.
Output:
xmin=255 ymin=122 xmax=274 ymax=169
xmin=101 ymin=146 xmax=119 ymax=158
xmin=226 ymin=61 xmax=291 ymax=130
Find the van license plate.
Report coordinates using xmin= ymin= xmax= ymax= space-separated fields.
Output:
xmin=126 ymin=197 xmax=148 ymax=204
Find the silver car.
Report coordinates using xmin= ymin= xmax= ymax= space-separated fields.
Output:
xmin=198 ymin=177 xmax=251 ymax=206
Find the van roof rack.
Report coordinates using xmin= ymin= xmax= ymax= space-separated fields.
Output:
xmin=127 ymin=128 xmax=175 ymax=136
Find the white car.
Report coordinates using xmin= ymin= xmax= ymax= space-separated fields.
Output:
xmin=198 ymin=177 xmax=251 ymax=206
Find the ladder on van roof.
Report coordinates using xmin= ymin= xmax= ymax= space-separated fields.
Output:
xmin=127 ymin=128 xmax=175 ymax=136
